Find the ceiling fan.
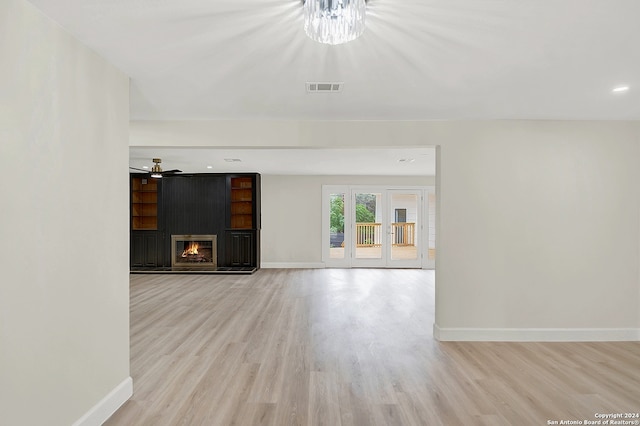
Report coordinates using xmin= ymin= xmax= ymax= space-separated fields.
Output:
xmin=129 ymin=158 xmax=182 ymax=178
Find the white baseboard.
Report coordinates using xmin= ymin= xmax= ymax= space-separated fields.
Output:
xmin=433 ymin=324 xmax=640 ymax=342
xmin=72 ymin=376 xmax=133 ymax=426
xmin=261 ymin=262 xmax=326 ymax=269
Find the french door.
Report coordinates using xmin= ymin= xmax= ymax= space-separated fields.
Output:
xmin=323 ymin=186 xmax=434 ymax=268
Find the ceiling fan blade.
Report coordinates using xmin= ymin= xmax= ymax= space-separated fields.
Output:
xmin=163 ymin=169 xmax=182 ymax=174
xmin=129 ymin=167 xmax=149 ymax=172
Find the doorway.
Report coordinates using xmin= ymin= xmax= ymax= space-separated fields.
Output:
xmin=323 ymin=185 xmax=435 ymax=268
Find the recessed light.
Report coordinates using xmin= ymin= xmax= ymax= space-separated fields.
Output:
xmin=612 ymin=85 xmax=630 ymax=93
xmin=206 ymin=165 xmax=213 ymax=169
xmin=224 ymin=158 xmax=242 ymax=162
xmin=142 ymin=166 xmax=149 ymax=169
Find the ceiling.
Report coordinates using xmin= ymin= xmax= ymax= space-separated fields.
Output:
xmin=29 ymin=0 xmax=639 ymax=121
xmin=28 ymin=0 xmax=640 ymax=174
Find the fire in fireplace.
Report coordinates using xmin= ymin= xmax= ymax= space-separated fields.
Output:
xmin=171 ymin=235 xmax=217 ymax=270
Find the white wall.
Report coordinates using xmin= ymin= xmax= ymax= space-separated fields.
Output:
xmin=261 ymin=175 xmax=433 ymax=265
xmin=131 ymin=117 xmax=640 ymax=340
xmin=0 ymin=1 xmax=131 ymax=424
xmin=436 ymin=122 xmax=640 ymax=340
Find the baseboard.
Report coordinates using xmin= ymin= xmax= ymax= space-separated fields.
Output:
xmin=433 ymin=324 xmax=640 ymax=342
xmin=261 ymin=262 xmax=326 ymax=269
xmin=72 ymin=376 xmax=133 ymax=426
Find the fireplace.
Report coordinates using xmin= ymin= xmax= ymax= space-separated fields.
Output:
xmin=171 ymin=235 xmax=217 ymax=270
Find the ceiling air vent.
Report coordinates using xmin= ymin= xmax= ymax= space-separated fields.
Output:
xmin=306 ymin=82 xmax=343 ymax=93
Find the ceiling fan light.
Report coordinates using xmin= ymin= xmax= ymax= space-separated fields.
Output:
xmin=304 ymin=0 xmax=366 ymax=45
xmin=150 ymin=158 xmax=163 ymax=177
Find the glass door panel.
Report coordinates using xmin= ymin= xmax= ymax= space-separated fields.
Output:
xmin=323 ymin=186 xmax=351 ymax=266
xmin=354 ymin=192 xmax=384 ymax=263
xmin=329 ymin=192 xmax=346 ymax=259
xmin=390 ymin=193 xmax=418 ymax=260
xmin=387 ymin=190 xmax=422 ymax=268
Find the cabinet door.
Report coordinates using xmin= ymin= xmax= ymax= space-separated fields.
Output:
xmin=226 ymin=231 xmax=255 ymax=267
xmin=142 ymin=233 xmax=158 ymax=266
xmin=131 ymin=232 xmax=158 ymax=267
xmin=131 ymin=233 xmax=146 ymax=267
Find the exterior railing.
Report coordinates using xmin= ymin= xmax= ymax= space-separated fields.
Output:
xmin=355 ymin=222 xmax=416 ymax=247
xmin=355 ymin=223 xmax=382 ymax=247
xmin=392 ymin=222 xmax=415 ymax=246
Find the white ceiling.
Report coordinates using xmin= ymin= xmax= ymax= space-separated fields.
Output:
xmin=28 ymin=0 xmax=640 ymax=174
xmin=29 ymin=0 xmax=639 ymax=121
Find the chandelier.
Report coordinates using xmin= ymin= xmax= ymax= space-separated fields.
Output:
xmin=304 ymin=0 xmax=366 ymax=45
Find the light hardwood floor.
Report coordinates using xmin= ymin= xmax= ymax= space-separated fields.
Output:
xmin=106 ymin=269 xmax=640 ymax=425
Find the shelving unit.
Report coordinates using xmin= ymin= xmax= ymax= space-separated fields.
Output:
xmin=230 ymin=177 xmax=253 ymax=229
xmin=131 ymin=177 xmax=159 ymax=230
xmin=130 ymin=172 xmax=260 ymax=271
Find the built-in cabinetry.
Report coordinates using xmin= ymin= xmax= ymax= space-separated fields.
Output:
xmin=226 ymin=175 xmax=260 ymax=268
xmin=131 ymin=177 xmax=160 ymax=267
xmin=130 ymin=173 xmax=260 ymax=271
xmin=230 ymin=177 xmax=254 ymax=229
xmin=131 ymin=177 xmax=159 ymax=230
xmin=131 ymin=232 xmax=158 ymax=267
xmin=225 ymin=231 xmax=256 ymax=267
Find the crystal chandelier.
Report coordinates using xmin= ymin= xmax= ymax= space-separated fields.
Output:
xmin=304 ymin=0 xmax=366 ymax=45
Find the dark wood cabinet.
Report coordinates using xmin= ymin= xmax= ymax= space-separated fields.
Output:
xmin=225 ymin=231 xmax=256 ymax=267
xmin=131 ymin=232 xmax=159 ymax=267
xmin=226 ymin=174 xmax=260 ymax=268
xmin=130 ymin=173 xmax=260 ymax=271
xmin=131 ymin=176 xmax=161 ymax=268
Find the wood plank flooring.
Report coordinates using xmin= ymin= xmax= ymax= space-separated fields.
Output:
xmin=106 ymin=269 xmax=640 ymax=425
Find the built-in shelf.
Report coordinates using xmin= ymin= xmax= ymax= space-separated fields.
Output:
xmin=230 ymin=177 xmax=253 ymax=229
xmin=131 ymin=177 xmax=159 ymax=230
